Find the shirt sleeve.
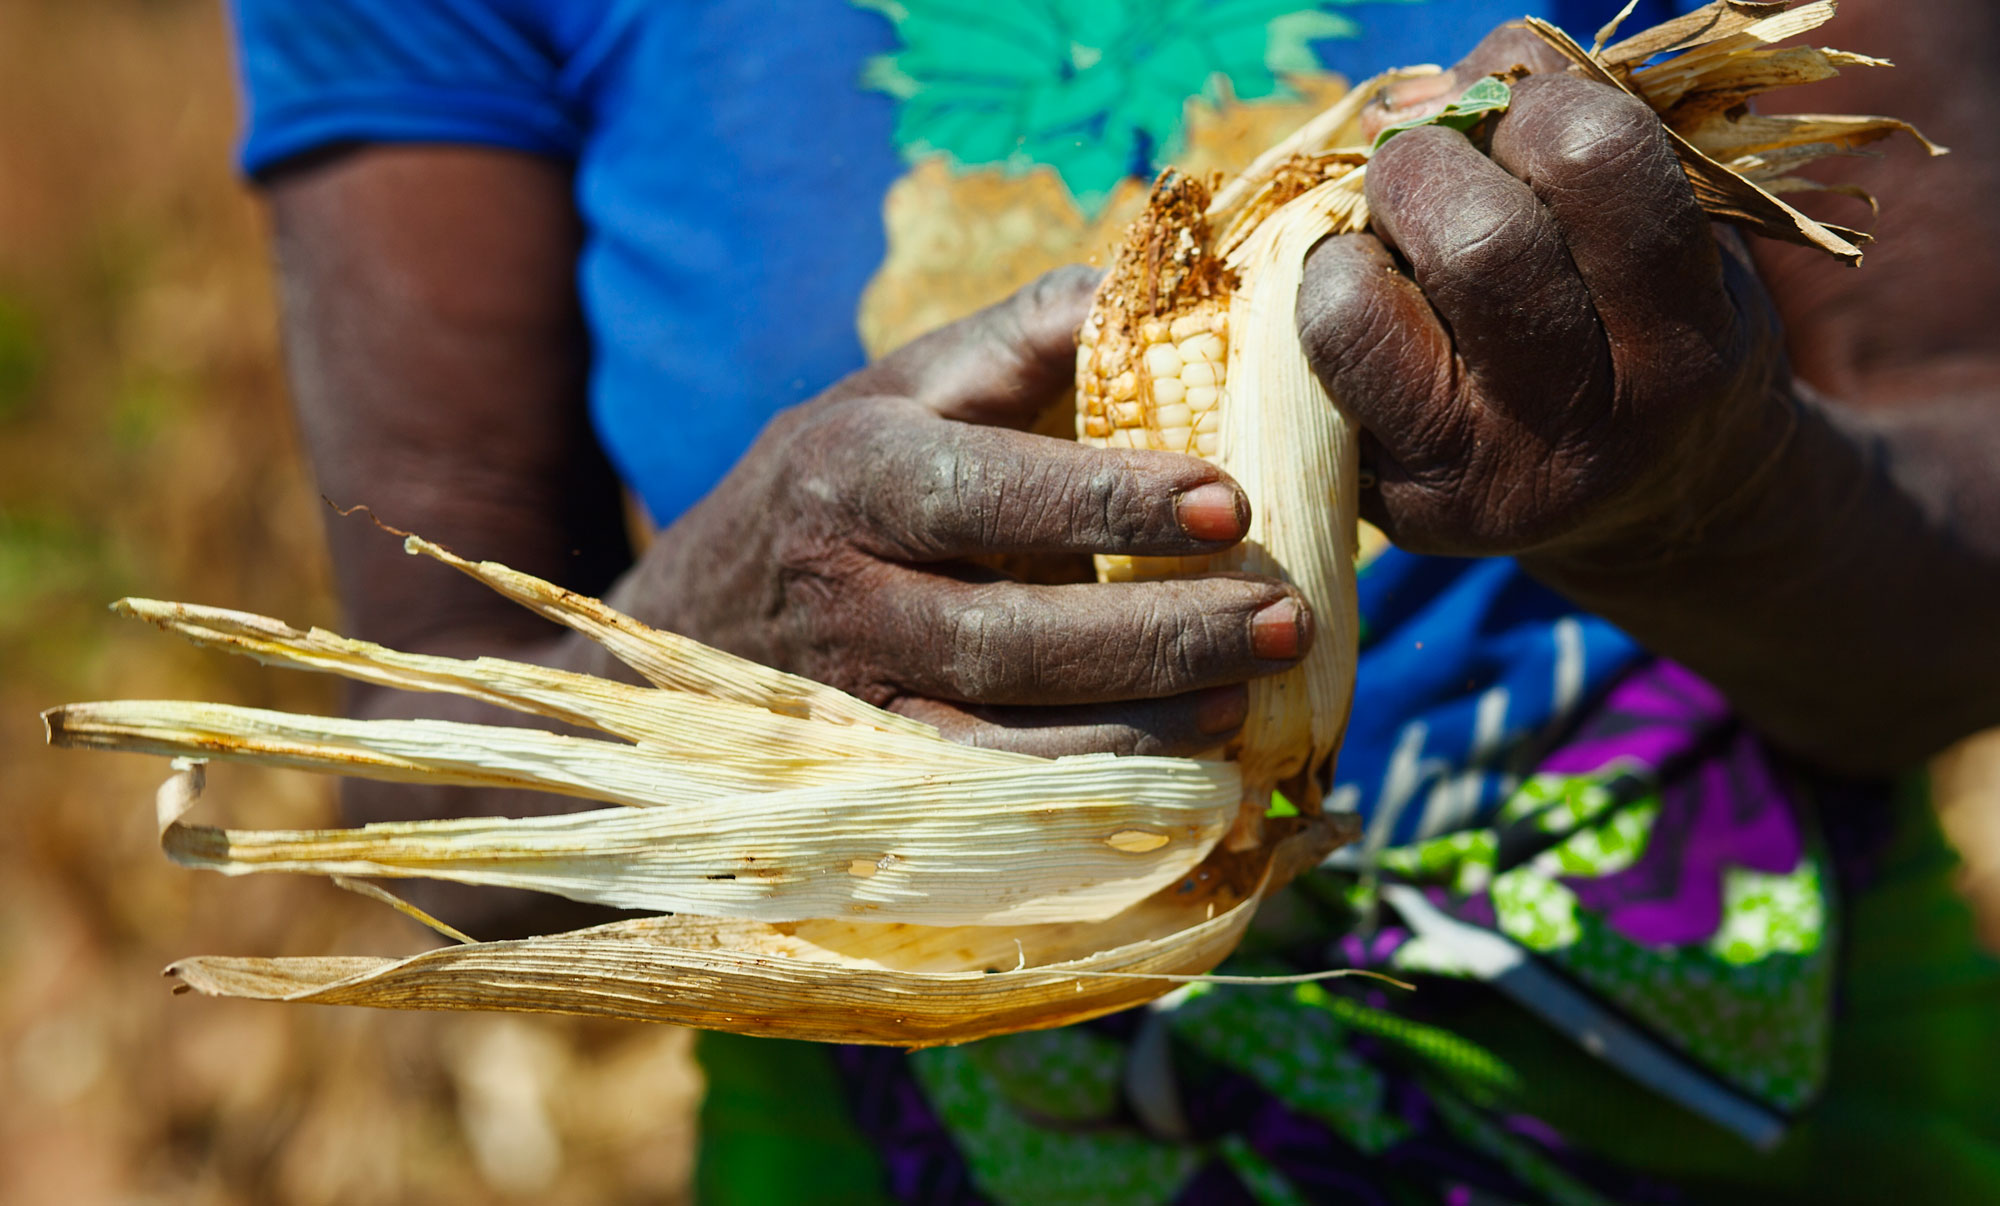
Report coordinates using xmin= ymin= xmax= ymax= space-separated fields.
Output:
xmin=226 ymin=0 xmax=583 ymax=176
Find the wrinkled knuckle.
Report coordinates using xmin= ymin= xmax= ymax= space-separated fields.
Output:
xmin=940 ymin=595 xmax=1020 ymax=699
xmin=1297 ymin=251 xmax=1381 ymax=363
xmin=1050 ymin=458 xmax=1141 ymax=546
xmin=1340 ymin=301 xmax=1423 ymax=392
xmin=1381 ymin=472 xmax=1500 ymax=556
xmin=1521 ymin=83 xmax=1664 ymax=186
xmin=871 ymin=436 xmax=980 ymax=556
xmin=1120 ymin=726 xmax=1173 ymax=758
xmin=914 ymin=442 xmax=970 ymax=519
xmin=1299 ymin=277 xmax=1413 ymax=391
xmin=1428 ymin=199 xmax=1547 ymax=285
xmin=1136 ymin=596 xmax=1206 ymax=693
xmin=1367 ymin=125 xmax=1460 ymax=196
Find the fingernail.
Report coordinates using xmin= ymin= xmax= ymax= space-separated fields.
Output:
xmin=1176 ymin=483 xmax=1249 ymax=542
xmin=1250 ymin=599 xmax=1308 ymax=661
xmin=1194 ymin=685 xmax=1250 ymax=736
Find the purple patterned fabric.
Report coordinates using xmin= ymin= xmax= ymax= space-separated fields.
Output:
xmin=829 ymin=656 xmax=1859 ymax=1203
xmin=1568 ymin=728 xmax=1805 ymax=946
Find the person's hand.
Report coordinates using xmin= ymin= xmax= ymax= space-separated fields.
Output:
xmin=624 ymin=266 xmax=1313 ymax=758
xmin=1299 ymin=26 xmax=1792 ymax=564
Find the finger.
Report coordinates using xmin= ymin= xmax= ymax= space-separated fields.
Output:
xmin=1363 ymin=22 xmax=1574 ymax=139
xmin=861 ymin=568 xmax=1310 ymax=707
xmin=1295 ymin=235 xmax=1501 ymax=547
xmin=887 ymin=686 xmax=1248 ymax=759
xmin=841 ymin=401 xmax=1252 ymax=560
xmin=846 ymin=265 xmax=1102 ymax=428
xmin=1488 ymin=73 xmax=1733 ymax=352
xmin=1295 ymin=234 xmax=1466 ymax=484
xmin=1365 ymin=124 xmax=1610 ymax=431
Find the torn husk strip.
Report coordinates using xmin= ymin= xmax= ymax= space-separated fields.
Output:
xmin=1598 ymin=0 xmax=1795 ymax=69
xmin=53 ymin=699 xmax=788 ymax=806
xmin=110 ymin=598 xmax=1026 ymax=780
xmin=332 ymin=876 xmax=477 ymax=945
xmin=77 ymin=716 xmax=1240 ymax=926
xmin=163 ymin=819 xmax=1350 ymax=1046
xmin=1526 ymin=13 xmax=1887 ymax=264
xmin=1679 ymin=111 xmax=1943 ymax=166
xmin=164 ymin=896 xmax=1262 ymax=1045
xmin=1622 ymin=0 xmax=1845 ymax=110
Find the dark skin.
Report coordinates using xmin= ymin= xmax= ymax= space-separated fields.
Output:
xmin=266 ymin=2 xmax=1997 ymax=932
xmin=1314 ymin=15 xmax=2000 ymax=770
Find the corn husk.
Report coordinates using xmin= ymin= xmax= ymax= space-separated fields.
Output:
xmin=151 ymin=756 xmax=1339 ymax=1045
xmin=43 ymin=2 xmax=1930 ymax=1043
xmin=50 ymin=540 xmax=1255 ymax=928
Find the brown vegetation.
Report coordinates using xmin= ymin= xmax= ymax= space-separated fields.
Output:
xmin=0 ymin=3 xmax=697 ymax=1201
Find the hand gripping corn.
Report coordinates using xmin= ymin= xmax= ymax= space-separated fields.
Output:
xmin=42 ymin=3 xmax=1934 ymax=1042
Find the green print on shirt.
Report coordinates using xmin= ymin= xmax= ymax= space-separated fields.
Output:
xmin=854 ymin=0 xmax=1419 ymax=212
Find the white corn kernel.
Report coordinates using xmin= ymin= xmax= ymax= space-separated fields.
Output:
xmin=1152 ymin=403 xmax=1192 ymax=429
xmin=1181 ymin=360 xmax=1220 ymax=388
xmin=1143 ymin=343 xmax=1184 ymax=379
xmin=1181 ymin=332 xmax=1226 ymax=363
xmin=1185 ymin=385 xmax=1219 ymax=412
xmin=1150 ymin=376 xmax=1187 ymax=407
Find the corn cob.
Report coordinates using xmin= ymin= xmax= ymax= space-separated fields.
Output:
xmin=41 ymin=2 xmax=1934 ymax=1042
xmin=1070 ymin=0 xmax=1940 ymax=831
xmin=1075 ymin=163 xmax=1372 ymax=830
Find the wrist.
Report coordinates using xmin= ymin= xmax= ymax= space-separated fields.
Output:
xmin=1521 ymin=380 xmax=1809 ymax=582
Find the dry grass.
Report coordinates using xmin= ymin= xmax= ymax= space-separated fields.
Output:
xmin=0 ymin=2 xmax=697 ymax=1201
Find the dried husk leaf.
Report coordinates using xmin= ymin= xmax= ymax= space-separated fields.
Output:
xmin=1523 ymin=14 xmax=1877 ymax=263
xmin=1678 ymin=111 xmax=1943 ymax=165
xmin=162 ymin=817 xmax=1343 ymax=1046
xmin=109 ymin=598 xmax=1023 ymax=778
xmin=49 ymin=699 xmax=794 ymax=806
xmin=51 ymin=707 xmax=1238 ymax=926
xmin=1622 ymin=0 xmax=1842 ymax=106
xmin=1647 ymin=46 xmax=1883 ymax=122
xmin=1213 ymin=175 xmax=1366 ymax=801
xmin=1599 ymin=1 xmax=1803 ymax=70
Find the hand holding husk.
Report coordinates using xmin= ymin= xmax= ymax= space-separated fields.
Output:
xmin=44 ymin=1 xmax=1933 ymax=1043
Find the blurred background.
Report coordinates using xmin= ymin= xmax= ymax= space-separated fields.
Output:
xmin=3 ymin=3 xmax=1996 ymax=1205
xmin=0 ymin=2 xmax=698 ymax=1202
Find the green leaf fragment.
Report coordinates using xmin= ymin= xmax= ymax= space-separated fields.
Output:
xmin=1372 ymin=76 xmax=1511 ymax=150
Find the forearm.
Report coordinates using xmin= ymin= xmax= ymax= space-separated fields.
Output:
xmin=1523 ymin=382 xmax=2000 ymax=775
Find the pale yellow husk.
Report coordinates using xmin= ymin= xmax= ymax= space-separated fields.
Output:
xmin=43 ymin=1 xmax=1932 ymax=1043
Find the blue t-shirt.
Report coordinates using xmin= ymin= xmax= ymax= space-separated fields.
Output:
xmin=227 ymin=0 xmax=1679 ymax=843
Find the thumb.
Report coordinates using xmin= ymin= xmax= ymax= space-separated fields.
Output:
xmin=848 ymin=264 xmax=1102 ymax=428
